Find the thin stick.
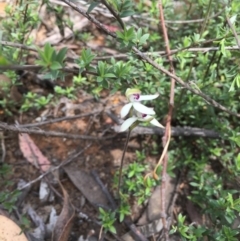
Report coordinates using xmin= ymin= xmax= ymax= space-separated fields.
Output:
xmin=19 ymin=110 xmax=103 ymax=128
xmin=17 ymin=143 xmax=91 ymax=191
xmin=0 ymin=121 xmax=115 ymax=140
xmin=62 ymin=0 xmax=116 ymax=38
xmin=91 ymin=170 xmax=117 ymax=210
xmin=2 ymin=41 xmax=240 ymax=60
xmin=226 ymin=15 xmax=240 ymax=50
xmin=158 ymin=1 xmax=176 ymax=239
xmin=101 ymin=0 xmax=125 ymax=29
xmin=0 ymin=64 xmax=98 ymax=76
xmin=117 ymin=130 xmax=131 ymax=195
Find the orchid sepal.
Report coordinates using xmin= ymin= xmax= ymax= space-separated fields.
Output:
xmin=132 ymin=102 xmax=155 ymax=115
xmin=119 ymin=113 xmax=164 ymax=132
xmin=150 ymin=118 xmax=165 ymax=128
xmin=120 ymin=102 xmax=133 ymax=118
xmin=120 ymin=117 xmax=138 ymax=132
xmin=138 ymin=93 xmax=159 ymax=101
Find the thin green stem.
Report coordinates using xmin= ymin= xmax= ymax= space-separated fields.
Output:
xmin=117 ymin=130 xmax=131 ymax=196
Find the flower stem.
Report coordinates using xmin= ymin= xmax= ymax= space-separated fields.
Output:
xmin=117 ymin=129 xmax=131 ymax=196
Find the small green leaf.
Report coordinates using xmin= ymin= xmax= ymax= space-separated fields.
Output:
xmin=146 ymin=177 xmax=151 ymax=187
xmin=57 ymin=47 xmax=68 ymax=63
xmin=120 ymin=10 xmax=135 ymax=18
xmin=235 ymin=153 xmax=240 ymax=170
xmin=97 ymin=61 xmax=105 ymax=76
xmin=99 ymin=207 xmax=105 ymax=215
xmin=219 ymin=39 xmax=226 ymax=57
xmin=37 ymin=49 xmax=49 ymax=64
xmin=97 ymin=76 xmax=103 ymax=82
xmin=119 ymin=213 xmax=124 ymax=222
xmin=139 ymin=34 xmax=150 ymax=44
xmin=109 ymin=225 xmax=116 ymax=234
xmin=81 ymin=48 xmax=95 ymax=66
xmin=102 ymin=79 xmax=109 ymax=88
xmin=190 ymin=182 xmax=199 ymax=187
xmin=44 ymin=43 xmax=54 ymax=61
xmin=104 ymin=73 xmax=116 ymax=78
xmin=50 ymin=61 xmax=62 ymax=70
xmin=87 ymin=1 xmax=100 ymax=13
xmin=128 ymin=170 xmax=134 ymax=178
xmin=0 ymin=50 xmax=9 ymax=65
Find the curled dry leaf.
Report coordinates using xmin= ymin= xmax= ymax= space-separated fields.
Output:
xmin=0 ymin=215 xmax=28 ymax=241
xmin=19 ymin=133 xmax=51 ymax=172
xmin=52 ymin=181 xmax=75 ymax=241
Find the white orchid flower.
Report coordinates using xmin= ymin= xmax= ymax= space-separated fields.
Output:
xmin=120 ymin=88 xmax=159 ymax=119
xmin=120 ymin=111 xmax=164 ymax=132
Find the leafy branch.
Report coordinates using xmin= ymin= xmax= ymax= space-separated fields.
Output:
xmin=61 ymin=0 xmax=240 ymax=119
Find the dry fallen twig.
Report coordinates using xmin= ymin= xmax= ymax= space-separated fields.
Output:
xmin=19 ymin=110 xmax=103 ymax=128
xmin=17 ymin=143 xmax=91 ymax=191
xmin=0 ymin=121 xmax=115 ymax=140
xmin=113 ymin=125 xmax=220 ymax=138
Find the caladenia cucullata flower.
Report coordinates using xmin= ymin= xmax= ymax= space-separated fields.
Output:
xmin=117 ymin=88 xmax=164 ymax=195
xmin=120 ymin=88 xmax=158 ymax=119
xmin=120 ymin=88 xmax=164 ymax=132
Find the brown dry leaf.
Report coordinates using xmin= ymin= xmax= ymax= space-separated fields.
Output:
xmin=19 ymin=133 xmax=51 ymax=172
xmin=63 ymin=165 xmax=109 ymax=208
xmin=0 ymin=215 xmax=28 ymax=241
xmin=186 ymin=199 xmax=203 ymax=225
xmin=52 ymin=181 xmax=75 ymax=241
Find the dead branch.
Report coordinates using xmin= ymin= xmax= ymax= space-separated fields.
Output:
xmin=17 ymin=144 xmax=91 ymax=191
xmin=0 ymin=122 xmax=114 ymax=140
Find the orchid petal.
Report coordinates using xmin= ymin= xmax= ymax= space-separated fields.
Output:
xmin=133 ymin=102 xmax=155 ymax=115
xmin=150 ymin=118 xmax=165 ymax=128
xmin=120 ymin=103 xmax=133 ymax=118
xmin=139 ymin=93 xmax=159 ymax=101
xmin=119 ymin=117 xmax=138 ymax=132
